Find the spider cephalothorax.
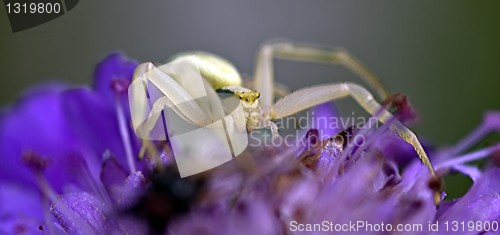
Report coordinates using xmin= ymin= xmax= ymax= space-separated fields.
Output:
xmin=216 ymin=85 xmax=262 ymax=129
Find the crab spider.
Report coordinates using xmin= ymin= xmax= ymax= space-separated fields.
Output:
xmin=129 ymin=40 xmax=440 ymax=205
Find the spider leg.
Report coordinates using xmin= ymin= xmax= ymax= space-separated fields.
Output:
xmin=129 ymin=62 xmax=217 ymax=140
xmin=271 ymin=82 xmax=439 ymax=203
xmin=254 ymin=39 xmax=390 ymax=109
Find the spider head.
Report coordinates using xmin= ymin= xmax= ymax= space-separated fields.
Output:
xmin=217 ymin=86 xmax=260 ymax=108
xmin=236 ymin=90 xmax=260 ymax=106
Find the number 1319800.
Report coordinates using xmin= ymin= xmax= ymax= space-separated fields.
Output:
xmin=6 ymin=2 xmax=61 ymax=14
xmin=443 ymin=221 xmax=498 ymax=232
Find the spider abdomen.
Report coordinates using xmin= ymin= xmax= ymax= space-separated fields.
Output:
xmin=170 ymin=51 xmax=242 ymax=90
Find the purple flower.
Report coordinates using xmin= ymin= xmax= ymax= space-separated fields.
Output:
xmin=1 ymin=53 xmax=500 ymax=235
xmin=0 ymin=53 xmax=142 ymax=234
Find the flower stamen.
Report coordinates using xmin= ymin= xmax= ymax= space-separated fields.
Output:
xmin=447 ymin=112 xmax=500 ymax=156
xmin=115 ymin=95 xmax=137 ymax=174
xmin=436 ymin=143 xmax=500 ymax=170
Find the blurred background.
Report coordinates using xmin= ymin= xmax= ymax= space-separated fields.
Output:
xmin=1 ymin=0 xmax=499 ymax=198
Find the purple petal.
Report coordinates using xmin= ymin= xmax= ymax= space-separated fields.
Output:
xmin=306 ymin=156 xmax=385 ymax=222
xmin=61 ymin=88 xmax=138 ymax=172
xmin=118 ymin=171 xmax=146 ymax=207
xmin=0 ymin=86 xmax=135 ymax=193
xmin=435 ymin=200 xmax=456 ymax=220
xmin=93 ymin=53 xmax=138 ymax=103
xmin=169 ymin=199 xmax=278 ymax=235
xmin=0 ymin=181 xmax=44 ymax=235
xmin=50 ymin=192 xmax=107 ymax=235
xmin=168 ymin=212 xmax=225 ymax=235
xmin=108 ymin=216 xmax=148 ymax=235
xmin=450 ymin=164 xmax=482 ymax=182
xmin=309 ymin=102 xmax=340 ymax=139
xmin=0 ymin=84 xmax=138 ymax=232
xmin=303 ymin=156 xmax=436 ymax=233
xmin=372 ymin=132 xmax=432 ymax=168
xmin=0 ymin=85 xmax=91 ymax=192
xmin=225 ymin=200 xmax=278 ymax=235
xmin=100 ymin=155 xmax=128 ymax=203
xmin=484 ymin=111 xmax=500 ymax=132
xmin=437 ymin=167 xmax=500 ymax=231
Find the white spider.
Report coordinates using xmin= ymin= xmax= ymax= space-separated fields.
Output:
xmin=128 ymin=39 xmax=440 ymax=204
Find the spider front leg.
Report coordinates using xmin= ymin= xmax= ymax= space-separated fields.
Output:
xmin=129 ymin=62 xmax=219 ymax=140
xmin=270 ymin=82 xmax=440 ymax=205
xmin=130 ymin=60 xmax=240 ymax=176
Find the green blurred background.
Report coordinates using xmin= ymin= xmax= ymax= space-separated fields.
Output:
xmin=1 ymin=0 xmax=499 ymax=198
